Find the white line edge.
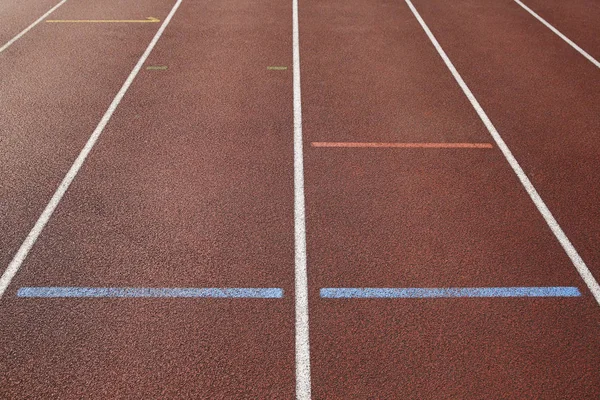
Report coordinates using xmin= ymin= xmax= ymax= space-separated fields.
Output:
xmin=0 ymin=0 xmax=183 ymax=298
xmin=0 ymin=0 xmax=69 ymax=54
xmin=514 ymin=0 xmax=600 ymax=69
xmin=404 ymin=0 xmax=600 ymax=305
xmin=292 ymin=0 xmax=312 ymax=397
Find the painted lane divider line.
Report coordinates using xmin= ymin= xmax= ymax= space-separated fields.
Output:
xmin=0 ymin=0 xmax=183 ymax=300
xmin=321 ymin=287 xmax=581 ymax=298
xmin=292 ymin=0 xmax=312 ymax=395
xmin=18 ymin=287 xmax=283 ymax=298
xmin=311 ymin=142 xmax=493 ymax=149
xmin=405 ymin=0 xmax=600 ymax=306
xmin=146 ymin=65 xmax=168 ymax=70
xmin=46 ymin=17 xmax=160 ymax=23
xmin=513 ymin=0 xmax=600 ymax=69
xmin=268 ymin=66 xmax=288 ymax=70
xmin=0 ymin=0 xmax=69 ymax=54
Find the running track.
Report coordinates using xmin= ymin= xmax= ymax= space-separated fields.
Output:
xmin=1 ymin=0 xmax=599 ymax=397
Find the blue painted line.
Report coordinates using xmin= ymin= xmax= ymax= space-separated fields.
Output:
xmin=17 ymin=287 xmax=284 ymax=298
xmin=320 ymin=287 xmax=581 ymax=298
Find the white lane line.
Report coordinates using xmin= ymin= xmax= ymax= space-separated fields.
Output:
xmin=0 ymin=0 xmax=183 ymax=299
xmin=514 ymin=0 xmax=600 ymax=69
xmin=0 ymin=0 xmax=69 ymax=54
xmin=292 ymin=0 xmax=312 ymax=396
xmin=404 ymin=0 xmax=600 ymax=305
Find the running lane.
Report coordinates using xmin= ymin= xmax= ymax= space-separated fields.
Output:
xmin=515 ymin=0 xmax=600 ymax=61
xmin=1 ymin=0 xmax=174 ymax=271
xmin=412 ymin=0 xmax=600 ymax=283
xmin=299 ymin=0 xmax=600 ymax=397
xmin=0 ymin=0 xmax=63 ymax=46
xmin=0 ymin=0 xmax=295 ymax=397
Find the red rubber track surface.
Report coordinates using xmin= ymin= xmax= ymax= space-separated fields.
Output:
xmin=412 ymin=0 xmax=600 ymax=280
xmin=517 ymin=0 xmax=600 ymax=61
xmin=0 ymin=0 xmax=61 ymax=45
xmin=1 ymin=0 xmax=295 ymax=397
xmin=1 ymin=0 xmax=600 ymax=397
xmin=0 ymin=0 xmax=174 ymax=270
xmin=300 ymin=0 xmax=600 ymax=397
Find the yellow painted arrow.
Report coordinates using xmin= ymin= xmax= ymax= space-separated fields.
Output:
xmin=46 ymin=16 xmax=160 ymax=23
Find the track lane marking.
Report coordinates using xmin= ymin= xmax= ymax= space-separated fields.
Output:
xmin=18 ymin=287 xmax=283 ymax=298
xmin=405 ymin=0 xmax=600 ymax=305
xmin=311 ymin=142 xmax=493 ymax=148
xmin=292 ymin=0 xmax=312 ymax=396
xmin=0 ymin=0 xmax=68 ymax=54
xmin=46 ymin=17 xmax=160 ymax=23
xmin=321 ymin=287 xmax=581 ymax=298
xmin=513 ymin=0 xmax=600 ymax=69
xmin=0 ymin=0 xmax=183 ymax=300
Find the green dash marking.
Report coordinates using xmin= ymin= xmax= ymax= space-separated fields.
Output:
xmin=146 ymin=66 xmax=168 ymax=70
xmin=267 ymin=66 xmax=288 ymax=70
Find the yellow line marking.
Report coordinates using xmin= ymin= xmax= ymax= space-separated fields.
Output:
xmin=46 ymin=16 xmax=160 ymax=23
xmin=146 ymin=66 xmax=168 ymax=70
xmin=267 ymin=66 xmax=288 ymax=70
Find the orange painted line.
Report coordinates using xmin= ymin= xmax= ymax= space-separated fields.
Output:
xmin=311 ymin=142 xmax=493 ymax=149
